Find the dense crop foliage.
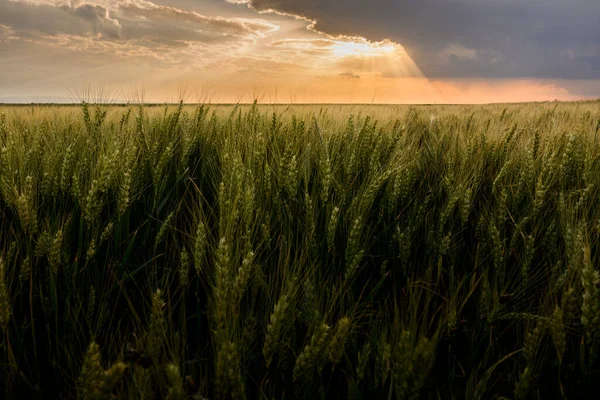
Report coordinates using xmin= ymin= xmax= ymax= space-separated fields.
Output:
xmin=1 ymin=102 xmax=600 ymax=398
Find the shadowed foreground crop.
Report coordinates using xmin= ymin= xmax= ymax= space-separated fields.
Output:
xmin=1 ymin=102 xmax=600 ymax=398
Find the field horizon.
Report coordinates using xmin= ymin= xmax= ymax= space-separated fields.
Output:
xmin=2 ymin=99 xmax=600 ymax=107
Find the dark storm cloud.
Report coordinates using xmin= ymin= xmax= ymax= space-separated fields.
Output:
xmin=236 ymin=0 xmax=600 ymax=79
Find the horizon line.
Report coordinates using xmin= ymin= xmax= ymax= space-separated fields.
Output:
xmin=1 ymin=99 xmax=599 ymax=107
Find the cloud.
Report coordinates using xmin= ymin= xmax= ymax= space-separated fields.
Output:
xmin=68 ymin=3 xmax=122 ymax=38
xmin=0 ymin=0 xmax=283 ymax=97
xmin=231 ymin=0 xmax=600 ymax=79
xmin=0 ymin=0 xmax=278 ymax=47
xmin=0 ymin=25 xmax=16 ymax=43
xmin=271 ymin=38 xmax=335 ymax=50
xmin=115 ymin=1 xmax=278 ymax=45
xmin=0 ymin=0 xmax=121 ymax=39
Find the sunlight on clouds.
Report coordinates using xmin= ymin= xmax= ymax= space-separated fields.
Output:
xmin=268 ymin=37 xmax=424 ymax=79
xmin=330 ymin=40 xmax=396 ymax=58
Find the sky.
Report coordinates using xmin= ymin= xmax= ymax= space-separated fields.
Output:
xmin=0 ymin=0 xmax=599 ymax=103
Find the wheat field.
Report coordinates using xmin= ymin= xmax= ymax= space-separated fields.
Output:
xmin=1 ymin=101 xmax=600 ymax=398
